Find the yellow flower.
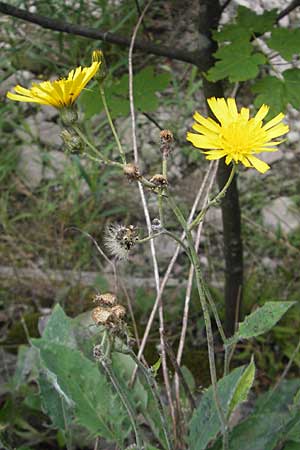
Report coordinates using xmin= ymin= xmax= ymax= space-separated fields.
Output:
xmin=187 ymin=97 xmax=289 ymax=173
xmin=6 ymin=61 xmax=100 ymax=108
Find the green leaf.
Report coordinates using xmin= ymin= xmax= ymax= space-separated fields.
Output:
xmin=40 ymin=303 xmax=76 ymax=348
xmin=80 ymin=66 xmax=171 ymax=119
xmin=252 ymin=75 xmax=286 ymax=116
xmin=283 ymin=68 xmax=300 ymax=109
xmin=228 ymin=357 xmax=255 ymax=417
xmin=213 ymin=6 xmax=277 ymax=42
xmin=38 ymin=371 xmax=73 ymax=430
xmin=267 ymin=28 xmax=300 ymax=61
xmin=227 ymin=302 xmax=295 ymax=345
xmin=32 ymin=340 xmax=129 ymax=444
xmin=252 ymin=69 xmax=300 ymax=116
xmin=189 ymin=366 xmax=245 ymax=450
xmin=206 ymin=41 xmax=266 ymax=82
xmin=283 ymin=442 xmax=300 ymax=450
xmin=211 ymin=380 xmax=300 ymax=450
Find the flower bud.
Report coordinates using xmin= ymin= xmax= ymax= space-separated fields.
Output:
xmin=61 ymin=129 xmax=83 ymax=153
xmin=60 ymin=107 xmax=78 ymax=126
xmin=92 ymin=50 xmax=107 ymax=83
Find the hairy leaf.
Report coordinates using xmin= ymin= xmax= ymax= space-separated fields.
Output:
xmin=228 ymin=357 xmax=255 ymax=417
xmin=212 ymin=380 xmax=300 ymax=450
xmin=207 ymin=41 xmax=265 ymax=82
xmin=40 ymin=303 xmax=76 ymax=348
xmin=227 ymin=302 xmax=295 ymax=345
xmin=267 ymin=28 xmax=300 ymax=61
xmin=189 ymin=366 xmax=245 ymax=450
xmin=32 ymin=340 xmax=129 ymax=444
xmin=39 ymin=371 xmax=73 ymax=430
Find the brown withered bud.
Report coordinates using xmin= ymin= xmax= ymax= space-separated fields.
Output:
xmin=150 ymin=174 xmax=168 ymax=188
xmin=93 ymin=292 xmax=117 ymax=307
xmin=92 ymin=306 xmax=115 ymax=326
xmin=160 ymin=129 xmax=174 ymax=157
xmin=123 ymin=163 xmax=140 ymax=181
xmin=111 ymin=305 xmax=126 ymax=320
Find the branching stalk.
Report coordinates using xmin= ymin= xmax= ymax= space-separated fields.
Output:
xmin=189 ymin=164 xmax=236 ymax=231
xmin=98 ymin=85 xmax=127 ymax=164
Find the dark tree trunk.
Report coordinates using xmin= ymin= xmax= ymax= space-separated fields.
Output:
xmin=198 ymin=0 xmax=243 ymax=336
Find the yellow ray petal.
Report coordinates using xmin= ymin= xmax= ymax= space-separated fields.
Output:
xmin=254 ymin=104 xmax=269 ymax=123
xmin=247 ymin=155 xmax=270 ymax=173
xmin=193 ymin=111 xmax=221 ymax=132
xmin=186 ymin=132 xmax=221 ymax=149
xmin=227 ymin=98 xmax=238 ymax=119
xmin=262 ymin=112 xmax=285 ymax=131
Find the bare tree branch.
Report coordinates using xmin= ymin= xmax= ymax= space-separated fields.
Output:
xmin=276 ymin=0 xmax=300 ymax=22
xmin=0 ymin=1 xmax=209 ymax=67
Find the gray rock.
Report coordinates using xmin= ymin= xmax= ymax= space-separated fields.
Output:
xmin=0 ymin=70 xmax=34 ymax=96
xmin=38 ymin=104 xmax=59 ymax=121
xmin=16 ymin=118 xmax=62 ymax=148
xmin=259 ymin=149 xmax=283 ymax=164
xmin=39 ymin=121 xmax=62 ymax=148
xmin=43 ymin=150 xmax=70 ymax=180
xmin=288 ymin=131 xmax=299 ymax=144
xmin=205 ymin=206 xmax=223 ymax=231
xmin=262 ymin=196 xmax=300 ymax=234
xmin=17 ymin=144 xmax=43 ymax=190
xmin=16 ymin=117 xmax=39 ymax=143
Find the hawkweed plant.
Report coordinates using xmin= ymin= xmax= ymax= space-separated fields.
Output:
xmin=7 ymin=51 xmax=292 ymax=450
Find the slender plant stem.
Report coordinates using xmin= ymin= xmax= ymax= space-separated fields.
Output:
xmin=175 ymin=161 xmax=218 ymax=404
xmin=164 ymin=339 xmax=196 ymax=411
xmin=131 ymin=163 xmax=217 ymax=387
xmin=98 ymin=85 xmax=127 ymax=164
xmin=189 ymin=164 xmax=236 ymax=231
xmin=167 ymin=193 xmax=228 ymax=449
xmin=100 ymin=359 xmax=143 ymax=449
xmin=73 ymin=125 xmax=123 ymax=168
xmin=128 ymin=1 xmax=177 ymax=439
xmin=121 ymin=349 xmax=172 ymax=450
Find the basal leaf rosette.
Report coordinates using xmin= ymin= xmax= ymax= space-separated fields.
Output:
xmin=187 ymin=97 xmax=289 ymax=173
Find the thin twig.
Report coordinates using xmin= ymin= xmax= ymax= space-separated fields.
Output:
xmin=165 ymin=339 xmax=196 ymax=410
xmin=0 ymin=2 xmax=204 ymax=65
xmin=175 ymin=161 xmax=219 ymax=405
xmin=128 ymin=0 xmax=177 ymax=436
xmin=132 ymin=162 xmax=217 ymax=386
xmin=66 ymin=227 xmax=118 ymax=293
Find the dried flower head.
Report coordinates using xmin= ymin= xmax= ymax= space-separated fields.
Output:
xmin=150 ymin=174 xmax=168 ymax=188
xmin=123 ymin=163 xmax=140 ymax=181
xmin=152 ymin=218 xmax=162 ymax=233
xmin=93 ymin=292 xmax=117 ymax=307
xmin=160 ymin=129 xmax=174 ymax=157
xmin=111 ymin=304 xmax=126 ymax=320
xmin=92 ymin=306 xmax=115 ymax=325
xmin=104 ymin=224 xmax=139 ymax=260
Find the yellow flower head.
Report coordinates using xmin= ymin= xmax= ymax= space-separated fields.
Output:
xmin=6 ymin=61 xmax=100 ymax=109
xmin=187 ymin=97 xmax=289 ymax=173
